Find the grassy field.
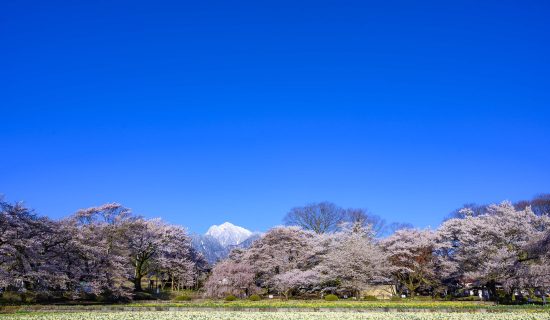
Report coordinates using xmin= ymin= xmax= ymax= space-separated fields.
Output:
xmin=2 ymin=299 xmax=549 ymax=314
xmin=2 ymin=311 xmax=550 ymax=320
xmin=127 ymin=299 xmax=549 ymax=309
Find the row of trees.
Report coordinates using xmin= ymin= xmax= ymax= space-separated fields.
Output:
xmin=0 ymin=200 xmax=206 ymax=301
xmin=205 ymin=199 xmax=550 ymax=301
xmin=2 ymin=194 xmax=549 ymax=302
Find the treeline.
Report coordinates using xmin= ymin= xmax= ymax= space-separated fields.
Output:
xmin=0 ymin=201 xmax=207 ymax=302
xmin=1 ymin=194 xmax=549 ymax=303
xmin=205 ymin=196 xmax=550 ymax=302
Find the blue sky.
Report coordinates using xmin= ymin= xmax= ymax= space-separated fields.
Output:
xmin=1 ymin=0 xmax=549 ymax=233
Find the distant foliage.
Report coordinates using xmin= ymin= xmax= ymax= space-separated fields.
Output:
xmin=283 ymin=202 xmax=390 ymax=236
xmin=284 ymin=202 xmax=345 ymax=234
xmin=515 ymin=193 xmax=550 ymax=216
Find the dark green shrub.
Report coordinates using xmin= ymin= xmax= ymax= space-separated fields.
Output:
xmin=174 ymin=294 xmax=192 ymax=301
xmin=1 ymin=291 xmax=22 ymax=303
xmin=248 ymin=294 xmax=261 ymax=301
xmin=363 ymin=295 xmax=378 ymax=301
xmin=94 ymin=294 xmax=106 ymax=303
xmin=324 ymin=294 xmax=339 ymax=301
xmin=21 ymin=292 xmax=37 ymax=303
xmin=35 ymin=292 xmax=53 ymax=303
xmin=133 ymin=291 xmax=154 ymax=300
xmin=225 ymin=295 xmax=237 ymax=301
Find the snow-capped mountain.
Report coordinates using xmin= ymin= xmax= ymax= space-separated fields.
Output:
xmin=191 ymin=222 xmax=261 ymax=265
xmin=206 ymin=222 xmax=253 ymax=247
xmin=190 ymin=234 xmax=229 ymax=265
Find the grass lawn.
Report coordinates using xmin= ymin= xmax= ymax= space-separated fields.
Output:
xmin=2 ymin=299 xmax=549 ymax=314
xmin=127 ymin=299 xmax=548 ymax=309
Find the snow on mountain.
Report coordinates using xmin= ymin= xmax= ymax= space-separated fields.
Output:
xmin=192 ymin=222 xmax=261 ymax=265
xmin=190 ymin=234 xmax=229 ymax=265
xmin=206 ymin=222 xmax=253 ymax=247
xmin=226 ymin=233 xmax=262 ymax=251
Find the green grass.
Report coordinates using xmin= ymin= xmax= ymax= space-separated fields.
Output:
xmin=130 ymin=299 xmax=549 ymax=309
xmin=2 ymin=299 xmax=549 ymax=313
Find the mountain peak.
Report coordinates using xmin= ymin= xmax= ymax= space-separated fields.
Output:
xmin=219 ymin=221 xmax=235 ymax=227
xmin=206 ymin=222 xmax=253 ymax=247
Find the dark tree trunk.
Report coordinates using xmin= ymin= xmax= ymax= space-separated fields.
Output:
xmin=134 ymin=276 xmax=143 ymax=291
xmin=487 ymin=280 xmax=497 ymax=302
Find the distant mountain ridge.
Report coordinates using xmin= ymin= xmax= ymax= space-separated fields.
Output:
xmin=191 ymin=222 xmax=261 ymax=265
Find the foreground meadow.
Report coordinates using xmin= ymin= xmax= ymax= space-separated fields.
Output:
xmin=128 ymin=299 xmax=546 ymax=309
xmin=3 ymin=311 xmax=550 ymax=320
xmin=3 ymin=299 xmax=549 ymax=313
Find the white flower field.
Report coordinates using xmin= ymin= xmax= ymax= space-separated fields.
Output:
xmin=3 ymin=312 xmax=550 ymax=320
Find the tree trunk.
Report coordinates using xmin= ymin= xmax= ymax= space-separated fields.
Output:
xmin=134 ymin=275 xmax=143 ymax=292
xmin=283 ymin=290 xmax=290 ymax=300
xmin=133 ymin=259 xmax=144 ymax=292
xmin=487 ymin=280 xmax=497 ymax=302
xmin=406 ymin=278 xmax=416 ymax=298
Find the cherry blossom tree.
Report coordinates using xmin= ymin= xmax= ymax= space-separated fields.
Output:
xmin=152 ymin=223 xmax=205 ymax=291
xmin=127 ymin=218 xmax=168 ymax=291
xmin=436 ymin=201 xmax=550 ymax=300
xmin=207 ymin=227 xmax=328 ymax=296
xmin=0 ymin=200 xmax=68 ymax=296
xmin=240 ymin=226 xmax=323 ymax=288
xmin=381 ymin=228 xmax=439 ymax=297
xmin=271 ymin=269 xmax=318 ymax=299
xmin=70 ymin=203 xmax=203 ymax=298
xmin=317 ymin=225 xmax=388 ymax=298
xmin=69 ymin=203 xmax=135 ymax=299
xmin=508 ymin=228 xmax=550 ymax=296
xmin=203 ymin=260 xmax=258 ymax=298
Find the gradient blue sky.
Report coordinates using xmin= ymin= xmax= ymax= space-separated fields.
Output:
xmin=1 ymin=0 xmax=549 ymax=233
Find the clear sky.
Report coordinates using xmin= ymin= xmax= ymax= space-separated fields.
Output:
xmin=1 ymin=0 xmax=549 ymax=233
